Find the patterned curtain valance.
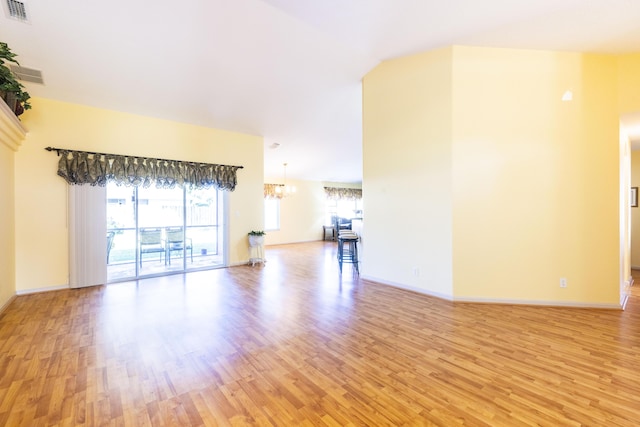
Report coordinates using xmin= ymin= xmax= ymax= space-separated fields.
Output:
xmin=46 ymin=147 xmax=243 ymax=191
xmin=264 ymin=183 xmax=284 ymax=199
xmin=324 ymin=186 xmax=362 ymax=201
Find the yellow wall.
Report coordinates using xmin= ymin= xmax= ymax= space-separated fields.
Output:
xmin=451 ymin=47 xmax=620 ymax=305
xmin=0 ymin=142 xmax=16 ymax=308
xmin=263 ymin=179 xmax=328 ymax=246
xmin=362 ymin=47 xmax=454 ymax=298
xmin=618 ymin=53 xmax=640 ymax=114
xmin=363 ymin=46 xmax=622 ymax=306
xmin=15 ymin=97 xmax=264 ymax=293
xmin=7 ymin=48 xmax=635 ymax=304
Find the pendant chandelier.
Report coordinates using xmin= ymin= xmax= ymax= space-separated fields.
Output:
xmin=275 ymin=162 xmax=296 ymax=197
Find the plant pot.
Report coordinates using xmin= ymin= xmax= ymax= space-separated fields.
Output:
xmin=0 ymin=92 xmax=25 ymax=116
xmin=2 ymin=92 xmax=16 ymax=112
xmin=248 ymin=235 xmax=264 ymax=247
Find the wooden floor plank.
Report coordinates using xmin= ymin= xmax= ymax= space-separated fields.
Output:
xmin=1 ymin=241 xmax=640 ymax=425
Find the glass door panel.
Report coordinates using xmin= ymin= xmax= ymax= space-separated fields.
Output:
xmin=137 ymin=186 xmax=184 ymax=275
xmin=186 ymin=188 xmax=224 ymax=269
xmin=107 ymin=183 xmax=225 ymax=283
xmin=107 ymin=185 xmax=137 ymax=282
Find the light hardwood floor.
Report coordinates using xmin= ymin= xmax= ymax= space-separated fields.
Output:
xmin=1 ymin=241 xmax=640 ymax=426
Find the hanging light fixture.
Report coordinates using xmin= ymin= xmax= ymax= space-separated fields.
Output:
xmin=275 ymin=162 xmax=296 ymax=197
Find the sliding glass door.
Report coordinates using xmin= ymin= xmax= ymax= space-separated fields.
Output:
xmin=106 ymin=185 xmax=136 ymax=282
xmin=106 ymin=183 xmax=225 ymax=282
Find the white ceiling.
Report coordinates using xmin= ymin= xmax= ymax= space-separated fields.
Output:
xmin=2 ymin=0 xmax=640 ymax=183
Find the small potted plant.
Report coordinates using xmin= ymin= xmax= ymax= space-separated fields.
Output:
xmin=248 ymin=230 xmax=266 ymax=247
xmin=0 ymin=42 xmax=31 ymax=116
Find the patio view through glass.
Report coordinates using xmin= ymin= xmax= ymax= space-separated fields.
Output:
xmin=106 ymin=183 xmax=225 ymax=282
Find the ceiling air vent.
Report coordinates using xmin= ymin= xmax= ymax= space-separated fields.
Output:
xmin=9 ymin=64 xmax=43 ymax=84
xmin=6 ymin=0 xmax=28 ymax=21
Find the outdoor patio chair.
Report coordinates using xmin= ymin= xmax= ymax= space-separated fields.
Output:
xmin=107 ymin=231 xmax=115 ymax=264
xmin=165 ymin=227 xmax=193 ymax=265
xmin=139 ymin=228 xmax=165 ymax=267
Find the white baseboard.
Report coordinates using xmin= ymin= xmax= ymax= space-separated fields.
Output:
xmin=228 ymin=261 xmax=250 ymax=267
xmin=360 ymin=275 xmax=454 ymax=301
xmin=229 ymin=260 xmax=266 ymax=267
xmin=621 ymin=293 xmax=630 ymax=310
xmin=0 ymin=294 xmax=17 ymax=316
xmin=452 ymin=296 xmax=622 ymax=309
xmin=360 ymin=275 xmax=622 ymax=309
xmin=265 ymin=239 xmax=323 ymax=247
xmin=621 ymin=276 xmax=634 ymax=310
xmin=16 ymin=284 xmax=69 ymax=296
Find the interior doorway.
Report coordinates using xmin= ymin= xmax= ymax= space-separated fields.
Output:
xmin=620 ymin=112 xmax=640 ymax=306
xmin=106 ymin=183 xmax=226 ymax=282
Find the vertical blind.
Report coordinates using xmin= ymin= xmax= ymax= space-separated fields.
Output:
xmin=68 ymin=185 xmax=107 ymax=288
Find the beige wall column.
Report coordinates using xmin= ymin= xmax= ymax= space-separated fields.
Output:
xmin=363 ymin=46 xmax=622 ymax=307
xmin=362 ymin=47 xmax=455 ymax=299
xmin=0 ymin=100 xmax=26 ymax=311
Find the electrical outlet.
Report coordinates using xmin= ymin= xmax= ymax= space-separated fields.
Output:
xmin=560 ymin=278 xmax=567 ymax=288
xmin=413 ymin=267 xmax=420 ymax=277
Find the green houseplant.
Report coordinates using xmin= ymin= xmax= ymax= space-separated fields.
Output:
xmin=0 ymin=41 xmax=31 ymax=116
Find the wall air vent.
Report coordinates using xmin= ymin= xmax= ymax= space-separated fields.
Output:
xmin=9 ymin=64 xmax=43 ymax=84
xmin=6 ymin=0 xmax=28 ymax=21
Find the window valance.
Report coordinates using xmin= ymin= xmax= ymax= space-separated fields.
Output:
xmin=264 ymin=183 xmax=284 ymax=199
xmin=46 ymin=147 xmax=243 ymax=191
xmin=324 ymin=186 xmax=362 ymax=201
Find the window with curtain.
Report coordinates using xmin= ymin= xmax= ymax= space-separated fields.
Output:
xmin=323 ymin=187 xmax=362 ymax=201
xmin=323 ymin=187 xmax=363 ymax=225
xmin=46 ymin=147 xmax=242 ymax=288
